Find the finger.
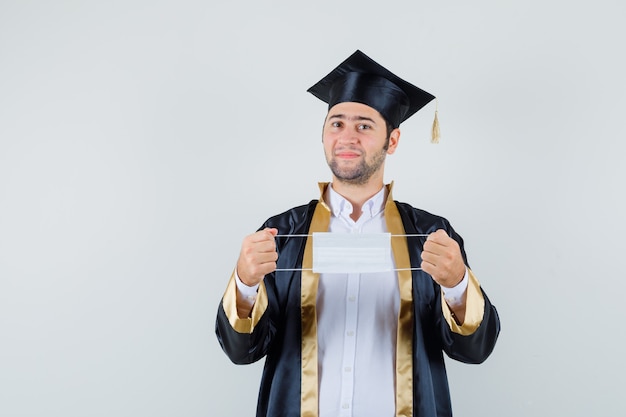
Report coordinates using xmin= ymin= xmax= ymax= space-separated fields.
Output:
xmin=420 ymin=259 xmax=435 ymax=276
xmin=426 ymin=229 xmax=450 ymax=245
xmin=253 ymin=248 xmax=279 ymax=263
xmin=254 ymin=239 xmax=277 ymax=253
xmin=422 ymin=239 xmax=447 ymax=258
xmin=248 ymin=228 xmax=278 ymax=244
xmin=241 ymin=240 xmax=277 ymax=262
xmin=420 ymin=249 xmax=437 ymax=265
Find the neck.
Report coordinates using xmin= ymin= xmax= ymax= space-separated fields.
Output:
xmin=331 ymin=178 xmax=385 ymax=221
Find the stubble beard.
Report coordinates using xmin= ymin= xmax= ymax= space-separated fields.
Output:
xmin=327 ymin=147 xmax=387 ymax=186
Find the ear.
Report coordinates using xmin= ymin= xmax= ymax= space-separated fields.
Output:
xmin=387 ymin=128 xmax=401 ymax=155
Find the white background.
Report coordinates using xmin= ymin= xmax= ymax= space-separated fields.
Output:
xmin=1 ymin=1 xmax=625 ymax=416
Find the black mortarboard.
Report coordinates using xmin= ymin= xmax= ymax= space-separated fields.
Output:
xmin=307 ymin=50 xmax=437 ymax=132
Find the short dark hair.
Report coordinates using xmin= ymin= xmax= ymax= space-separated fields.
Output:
xmin=383 ymin=117 xmax=394 ymax=151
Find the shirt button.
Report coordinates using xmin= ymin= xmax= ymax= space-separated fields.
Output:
xmin=348 ymin=296 xmax=356 ymax=302
xmin=347 ymin=331 xmax=354 ymax=336
xmin=344 ymin=366 xmax=352 ymax=372
xmin=342 ymin=404 xmax=350 ymax=409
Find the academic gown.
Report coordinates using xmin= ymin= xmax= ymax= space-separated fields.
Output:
xmin=216 ymin=185 xmax=500 ymax=417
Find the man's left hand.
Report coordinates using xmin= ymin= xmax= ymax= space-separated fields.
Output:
xmin=421 ymin=229 xmax=466 ymax=288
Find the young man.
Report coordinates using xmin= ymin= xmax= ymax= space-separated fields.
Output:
xmin=215 ymin=50 xmax=500 ymax=417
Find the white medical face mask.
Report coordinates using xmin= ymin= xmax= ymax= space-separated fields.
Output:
xmin=312 ymin=232 xmax=393 ymax=273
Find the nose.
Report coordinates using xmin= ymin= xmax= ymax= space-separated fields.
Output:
xmin=337 ymin=130 xmax=358 ymax=145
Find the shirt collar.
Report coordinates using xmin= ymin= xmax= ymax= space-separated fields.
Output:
xmin=326 ymin=183 xmax=387 ymax=220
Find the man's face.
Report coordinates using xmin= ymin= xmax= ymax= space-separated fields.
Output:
xmin=322 ymin=102 xmax=399 ymax=185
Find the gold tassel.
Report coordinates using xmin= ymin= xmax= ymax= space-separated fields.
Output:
xmin=431 ymin=99 xmax=440 ymax=144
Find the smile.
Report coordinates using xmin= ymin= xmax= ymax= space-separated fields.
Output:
xmin=334 ymin=149 xmax=362 ymax=158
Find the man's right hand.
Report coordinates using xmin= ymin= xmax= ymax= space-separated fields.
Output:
xmin=236 ymin=228 xmax=279 ymax=286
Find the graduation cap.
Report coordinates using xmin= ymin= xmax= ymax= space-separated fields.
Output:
xmin=307 ymin=50 xmax=440 ymax=143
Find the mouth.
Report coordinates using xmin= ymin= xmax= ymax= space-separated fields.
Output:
xmin=334 ymin=149 xmax=362 ymax=159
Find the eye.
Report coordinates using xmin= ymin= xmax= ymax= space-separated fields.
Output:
xmin=331 ymin=121 xmax=342 ymax=128
xmin=358 ymin=124 xmax=371 ymax=130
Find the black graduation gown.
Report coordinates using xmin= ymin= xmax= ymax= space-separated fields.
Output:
xmin=216 ymin=198 xmax=500 ymax=417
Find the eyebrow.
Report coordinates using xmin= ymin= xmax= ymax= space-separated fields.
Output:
xmin=327 ymin=114 xmax=378 ymax=125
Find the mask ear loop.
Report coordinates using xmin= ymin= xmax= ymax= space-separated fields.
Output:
xmin=274 ymin=234 xmax=429 ymax=238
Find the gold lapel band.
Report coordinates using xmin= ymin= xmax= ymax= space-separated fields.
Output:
xmin=300 ymin=183 xmax=331 ymax=417
xmin=383 ymin=183 xmax=414 ymax=417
